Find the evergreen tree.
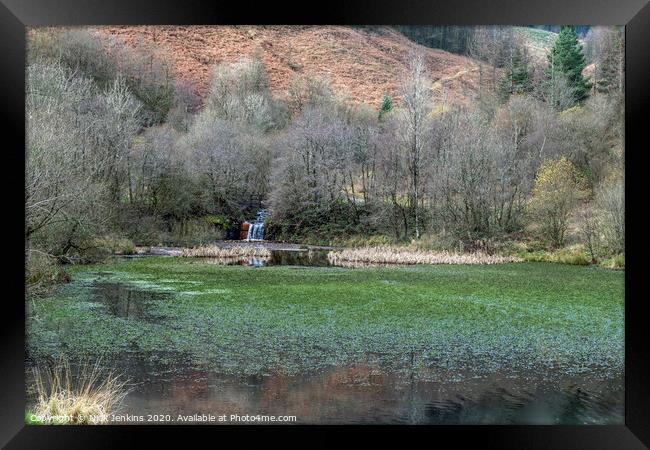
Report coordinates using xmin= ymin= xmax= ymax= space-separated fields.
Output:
xmin=497 ymin=45 xmax=533 ymax=103
xmin=545 ymin=26 xmax=592 ymax=107
xmin=379 ymin=94 xmax=393 ymax=119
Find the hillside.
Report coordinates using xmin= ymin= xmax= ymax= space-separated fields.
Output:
xmin=515 ymin=26 xmax=594 ymax=81
xmin=515 ymin=26 xmax=558 ymax=63
xmin=92 ymin=25 xmax=492 ymax=108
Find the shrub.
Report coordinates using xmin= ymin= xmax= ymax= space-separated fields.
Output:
xmin=600 ymin=253 xmax=624 ymax=269
xmin=202 ymin=215 xmax=231 ymax=231
xmin=75 ymin=235 xmax=136 ymax=262
xmin=519 ymin=251 xmax=549 ymax=263
xmin=527 ymin=157 xmax=589 ymax=247
xmin=93 ymin=235 xmax=136 ymax=255
xmin=118 ymin=213 xmax=167 ymax=246
xmin=552 ymin=245 xmax=592 ymax=265
xmin=519 ymin=244 xmax=591 ymax=265
xmin=26 ymin=251 xmax=70 ymax=295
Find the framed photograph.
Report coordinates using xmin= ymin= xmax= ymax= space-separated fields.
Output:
xmin=2 ymin=0 xmax=649 ymax=447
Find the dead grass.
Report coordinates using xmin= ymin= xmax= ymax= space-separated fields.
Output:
xmin=182 ymin=245 xmax=271 ymax=258
xmin=328 ymin=246 xmax=522 ymax=267
xmin=29 ymin=358 xmax=129 ymax=425
xmin=88 ymin=25 xmax=487 ymax=107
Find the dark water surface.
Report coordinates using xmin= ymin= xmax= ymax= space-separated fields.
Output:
xmin=112 ymin=356 xmax=622 ymax=424
xmin=26 ymin=350 xmax=622 ymax=425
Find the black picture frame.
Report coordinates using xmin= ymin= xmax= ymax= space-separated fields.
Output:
xmin=2 ymin=0 xmax=648 ymax=447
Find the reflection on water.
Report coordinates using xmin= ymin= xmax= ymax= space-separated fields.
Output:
xmin=202 ymin=249 xmax=464 ymax=269
xmin=24 ymin=353 xmax=623 ymax=425
xmin=269 ymin=249 xmax=331 ymax=267
xmin=205 ymin=256 xmax=271 ymax=267
xmin=108 ymin=356 xmax=622 ymax=424
xmin=92 ymin=283 xmax=170 ymax=322
xmin=204 ymin=249 xmax=332 ymax=267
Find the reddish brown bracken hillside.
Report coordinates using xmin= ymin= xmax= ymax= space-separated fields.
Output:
xmin=91 ymin=25 xmax=491 ymax=108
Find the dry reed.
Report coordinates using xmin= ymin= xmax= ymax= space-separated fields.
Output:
xmin=30 ymin=358 xmax=129 ymax=425
xmin=182 ymin=245 xmax=271 ymax=258
xmin=327 ymin=246 xmax=522 ymax=266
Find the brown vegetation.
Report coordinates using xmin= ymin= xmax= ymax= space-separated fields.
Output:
xmin=328 ymin=247 xmax=522 ymax=266
xmin=91 ymin=26 xmax=488 ymax=107
xmin=182 ymin=245 xmax=271 ymax=258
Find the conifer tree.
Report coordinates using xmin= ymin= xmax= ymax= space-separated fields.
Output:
xmin=545 ymin=26 xmax=592 ymax=107
xmin=379 ymin=94 xmax=393 ymax=119
xmin=497 ymin=45 xmax=533 ymax=103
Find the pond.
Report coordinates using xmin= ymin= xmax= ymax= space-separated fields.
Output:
xmin=26 ymin=257 xmax=624 ymax=424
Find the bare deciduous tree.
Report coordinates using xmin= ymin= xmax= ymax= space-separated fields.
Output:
xmin=26 ymin=61 xmax=141 ymax=258
xmin=398 ymin=53 xmax=432 ymax=239
xmin=597 ymin=178 xmax=624 ymax=254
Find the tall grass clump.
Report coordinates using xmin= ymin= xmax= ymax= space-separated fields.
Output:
xmin=328 ymin=246 xmax=522 ymax=266
xmin=29 ymin=358 xmax=129 ymax=425
xmin=182 ymin=245 xmax=271 ymax=258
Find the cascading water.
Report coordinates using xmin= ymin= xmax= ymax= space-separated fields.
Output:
xmin=246 ymin=223 xmax=265 ymax=241
xmin=246 ymin=209 xmax=268 ymax=241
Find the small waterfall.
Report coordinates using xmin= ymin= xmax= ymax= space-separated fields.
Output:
xmin=246 ymin=209 xmax=267 ymax=241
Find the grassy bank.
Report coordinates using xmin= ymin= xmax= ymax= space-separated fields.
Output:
xmin=27 ymin=257 xmax=624 ymax=378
